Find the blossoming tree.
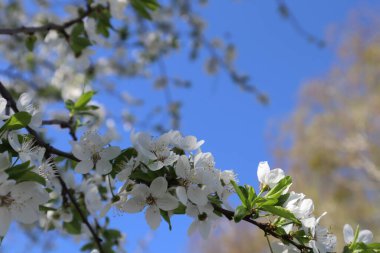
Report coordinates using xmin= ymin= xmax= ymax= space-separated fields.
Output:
xmin=0 ymin=1 xmax=379 ymax=253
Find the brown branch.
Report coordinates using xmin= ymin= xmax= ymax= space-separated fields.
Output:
xmin=0 ymin=5 xmax=93 ymax=36
xmin=0 ymin=82 xmax=104 ymax=253
xmin=199 ymin=34 xmax=269 ymax=105
xmin=275 ymin=0 xmax=325 ymax=48
xmin=214 ymin=205 xmax=312 ymax=252
xmin=42 ymin=119 xmax=78 ymax=141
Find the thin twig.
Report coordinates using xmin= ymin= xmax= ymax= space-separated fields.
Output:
xmin=0 ymin=82 xmax=104 ymax=253
xmin=0 ymin=5 xmax=93 ymax=36
xmin=213 ymin=205 xmax=312 ymax=252
xmin=42 ymin=119 xmax=78 ymax=141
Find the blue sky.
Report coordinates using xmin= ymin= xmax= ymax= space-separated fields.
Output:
xmin=4 ymin=1 xmax=380 ymax=253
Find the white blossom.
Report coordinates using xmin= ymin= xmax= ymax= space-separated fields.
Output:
xmin=186 ymin=203 xmax=219 ymax=239
xmin=0 ymin=181 xmax=49 ymax=236
xmin=257 ymin=161 xmax=285 ymax=189
xmin=122 ymin=177 xmax=178 ymax=229
xmin=131 ymin=131 xmax=179 ymax=171
xmin=71 ymin=131 xmax=121 ymax=175
xmin=343 ymin=224 xmax=373 ymax=245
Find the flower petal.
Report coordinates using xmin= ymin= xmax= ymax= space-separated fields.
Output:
xmin=150 ymin=177 xmax=167 ymax=198
xmin=122 ymin=197 xmax=146 ymax=213
xmin=130 ymin=184 xmax=150 ymax=199
xmin=343 ymin=224 xmax=354 ymax=244
xmin=176 ymin=186 xmax=188 ymax=205
xmin=199 ymin=220 xmax=211 ymax=239
xmin=187 ymin=220 xmax=198 ymax=236
xmin=96 ymin=159 xmax=112 ymax=175
xmin=145 ymin=205 xmax=161 ymax=230
xmin=75 ymin=160 xmax=94 ymax=174
xmin=156 ymin=193 xmax=179 ymax=211
xmin=8 ymin=131 xmax=21 ymax=152
xmin=11 ymin=202 xmax=39 ymax=224
xmin=257 ymin=161 xmax=270 ymax=184
xmin=358 ymin=230 xmax=373 ymax=244
xmin=187 ymin=185 xmax=208 ymax=206
xmin=71 ymin=142 xmax=91 ymax=160
xmin=0 ymin=207 xmax=11 ymax=236
xmin=100 ymin=146 xmax=121 ymax=160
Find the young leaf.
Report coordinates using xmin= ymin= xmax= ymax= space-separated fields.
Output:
xmin=0 ymin=111 xmax=32 ymax=133
xmin=234 ymin=205 xmax=248 ymax=223
xmin=266 ymin=176 xmax=292 ymax=200
xmin=160 ymin=210 xmax=172 ymax=230
xmin=261 ymin=205 xmax=301 ymax=225
xmin=74 ymin=91 xmax=96 ymax=110
xmin=231 ymin=180 xmax=247 ymax=207
xmin=25 ymin=35 xmax=37 ymax=51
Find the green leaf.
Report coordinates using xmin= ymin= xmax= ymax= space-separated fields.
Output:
xmin=234 ymin=205 xmax=248 ymax=223
xmin=70 ymin=22 xmax=92 ymax=55
xmin=366 ymin=243 xmax=380 ymax=249
xmin=160 ymin=210 xmax=172 ymax=230
xmin=74 ymin=91 xmax=96 ymax=110
xmin=25 ymin=35 xmax=37 ymax=51
xmin=261 ymin=205 xmax=301 ymax=225
xmin=0 ymin=111 xmax=32 ymax=133
xmin=39 ymin=206 xmax=57 ymax=212
xmin=5 ymin=161 xmax=32 ymax=178
xmin=266 ymin=176 xmax=292 ymax=200
xmin=63 ymin=217 xmax=82 ymax=235
xmin=80 ymin=242 xmax=95 ymax=252
xmin=257 ymin=198 xmax=278 ymax=207
xmin=172 ymin=203 xmax=186 ymax=215
xmin=17 ymin=171 xmax=46 ymax=186
xmin=103 ymin=229 xmax=121 ymax=241
xmin=231 ymin=180 xmax=247 ymax=207
xmin=131 ymin=0 xmax=154 ymax=19
xmin=6 ymin=161 xmax=46 ymax=185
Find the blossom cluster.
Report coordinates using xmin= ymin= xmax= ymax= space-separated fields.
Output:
xmin=0 ymin=91 xmax=378 ymax=253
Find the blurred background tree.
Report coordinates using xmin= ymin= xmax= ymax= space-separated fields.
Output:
xmin=197 ymin=9 xmax=380 ymax=253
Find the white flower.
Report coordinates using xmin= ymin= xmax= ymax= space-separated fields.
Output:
xmin=0 ymin=97 xmax=8 ymax=120
xmin=131 ymin=131 xmax=178 ymax=171
xmin=0 ymin=181 xmax=49 ymax=236
xmin=81 ymin=179 xmax=103 ymax=216
xmin=271 ymin=241 xmax=299 ymax=253
xmin=116 ymin=158 xmax=139 ymax=182
xmin=303 ymin=213 xmax=337 ymax=253
xmin=283 ymin=192 xmax=314 ymax=219
xmin=38 ymin=157 xmax=61 ymax=191
xmin=186 ymin=203 xmax=218 ymax=239
xmin=71 ymin=131 xmax=121 ymax=175
xmin=8 ymin=132 xmax=45 ymax=165
xmin=110 ymin=0 xmax=128 ymax=20
xmin=122 ymin=177 xmax=178 ymax=230
xmin=257 ymin=161 xmax=285 ymax=189
xmin=170 ymin=130 xmax=204 ymax=151
xmin=16 ymin=93 xmax=43 ymax=130
xmin=193 ymin=152 xmax=222 ymax=194
xmin=343 ymin=224 xmax=373 ymax=245
xmin=174 ymin=155 xmax=208 ymax=206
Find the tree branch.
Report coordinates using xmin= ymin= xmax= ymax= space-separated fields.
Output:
xmin=0 ymin=4 xmax=93 ymax=36
xmin=42 ymin=119 xmax=78 ymax=141
xmin=214 ymin=205 xmax=312 ymax=252
xmin=0 ymin=82 xmax=104 ymax=253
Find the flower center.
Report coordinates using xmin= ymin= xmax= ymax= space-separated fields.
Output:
xmin=0 ymin=193 xmax=14 ymax=207
xmin=178 ymin=179 xmax=191 ymax=188
xmin=146 ymin=195 xmax=156 ymax=205
xmin=92 ymin=152 xmax=101 ymax=164
xmin=198 ymin=212 xmax=207 ymax=221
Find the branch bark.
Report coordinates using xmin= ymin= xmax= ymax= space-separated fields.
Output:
xmin=0 ymin=5 xmax=93 ymax=36
xmin=214 ymin=205 xmax=313 ymax=252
